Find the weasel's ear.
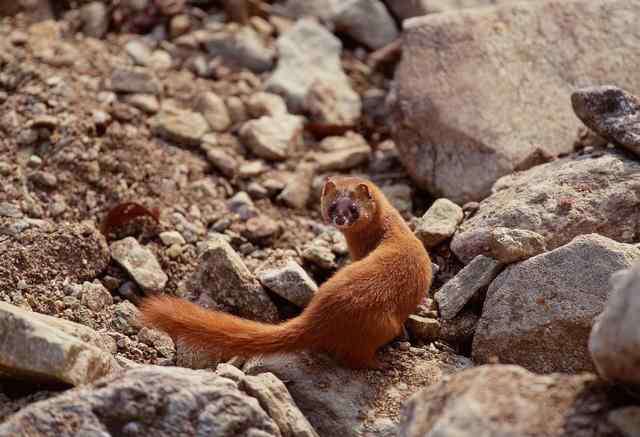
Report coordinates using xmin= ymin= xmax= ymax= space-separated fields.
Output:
xmin=355 ymin=183 xmax=372 ymax=200
xmin=322 ymin=178 xmax=337 ymax=198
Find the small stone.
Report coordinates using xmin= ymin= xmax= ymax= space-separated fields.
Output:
xmin=110 ymin=237 xmax=168 ymax=292
xmin=305 ymin=79 xmax=361 ymax=126
xmin=169 ymin=14 xmax=191 ymax=39
xmin=488 ymin=227 xmax=547 ymax=264
xmin=313 ymin=144 xmax=370 ymax=172
xmin=111 ymin=300 xmax=143 ymax=335
xmin=238 ymin=160 xmax=268 ymax=178
xmin=415 ymin=199 xmax=464 ymax=248
xmin=257 ymin=260 xmax=318 ymax=307
xmin=0 ymin=202 xmax=22 ymax=218
xmin=204 ymin=27 xmax=275 ymax=73
xmin=124 ymin=93 xmax=160 ymax=114
xmin=138 ymin=327 xmax=175 ymax=359
xmin=406 ymin=315 xmax=441 ymax=343
xmin=435 ymin=255 xmax=502 ymax=320
xmin=278 ymin=162 xmax=315 ymax=209
xmin=572 ymin=86 xmax=640 ymax=156
xmin=243 ymin=216 xmax=280 ymax=242
xmin=203 ymin=146 xmax=237 ymax=178
xmin=148 ymin=50 xmax=173 ymax=70
xmin=247 ymin=92 xmax=288 ymax=118
xmin=159 ymin=231 xmax=185 ymax=246
xmin=16 ymin=128 xmax=38 ymax=146
xmin=334 ymin=0 xmax=398 ymax=49
xmin=240 ymin=114 xmax=304 ymax=161
xmin=227 ymin=191 xmax=258 ymax=221
xmin=226 ymin=96 xmax=248 ymax=124
xmin=198 ymin=92 xmax=231 ymax=132
xmin=302 ymin=240 xmax=336 ymax=270
xmin=29 ymin=171 xmax=58 ymax=188
xmin=80 ymin=282 xmax=113 ymax=312
xmin=247 ymin=182 xmax=268 ymax=199
xmin=80 ymin=1 xmax=109 ymax=39
xmin=92 ymin=110 xmax=111 ymax=126
xmin=125 ymin=39 xmax=152 ymax=66
xmin=110 ymin=67 xmax=161 ymax=95
xmin=152 ymin=109 xmax=209 ymax=146
xmin=262 ymin=178 xmax=286 ymax=197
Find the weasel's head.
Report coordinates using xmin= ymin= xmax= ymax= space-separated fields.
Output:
xmin=321 ymin=177 xmax=378 ymax=231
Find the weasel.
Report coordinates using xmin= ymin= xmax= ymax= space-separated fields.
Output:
xmin=140 ymin=176 xmax=432 ymax=369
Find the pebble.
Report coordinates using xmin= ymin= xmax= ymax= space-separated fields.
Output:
xmin=79 ymin=282 xmax=113 ymax=312
xmin=243 ymin=216 xmax=280 ymax=242
xmin=257 ymin=260 xmax=318 ymax=307
xmin=110 ymin=237 xmax=168 ymax=292
xmin=152 ymin=109 xmax=209 ymax=147
xmin=240 ymin=114 xmax=304 ymax=161
xmin=29 ymin=171 xmax=58 ymax=188
xmin=159 ymin=231 xmax=186 ymax=246
xmin=246 ymin=92 xmax=288 ymax=118
xmin=110 ymin=67 xmax=162 ymax=95
xmin=198 ymin=92 xmax=231 ymax=132
xmin=111 ymin=301 xmax=143 ymax=335
xmin=278 ymin=162 xmax=315 ymax=209
xmin=414 ymin=199 xmax=464 ymax=248
xmin=124 ymin=94 xmax=160 ymax=114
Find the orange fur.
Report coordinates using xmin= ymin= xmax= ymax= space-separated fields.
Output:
xmin=140 ymin=177 xmax=432 ymax=369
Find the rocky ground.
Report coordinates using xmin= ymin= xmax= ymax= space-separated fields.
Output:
xmin=0 ymin=0 xmax=639 ymax=436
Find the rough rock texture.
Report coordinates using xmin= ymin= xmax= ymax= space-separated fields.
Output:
xmin=414 ymin=198 xmax=463 ymax=248
xmin=391 ymin=0 xmax=640 ymax=202
xmin=267 ymin=18 xmax=361 ymax=117
xmin=204 ymin=26 xmax=276 ymax=73
xmin=572 ymin=85 xmax=640 ymax=156
xmin=334 ymin=0 xmax=398 ymax=50
xmin=473 ymin=234 xmax=640 ymax=373
xmin=244 ymin=350 xmax=472 ymax=437
xmin=0 ymin=366 xmax=312 ymax=437
xmin=452 ymin=152 xmax=640 ymax=264
xmin=398 ymin=365 xmax=629 ymax=437
xmin=110 ymin=237 xmax=168 ymax=292
xmin=435 ymin=255 xmax=502 ymax=320
xmin=452 ymin=226 xmax=547 ymax=264
xmin=240 ymin=114 xmax=304 ymax=161
xmin=188 ymin=234 xmax=278 ymax=322
xmin=151 ymin=108 xmax=210 ymax=147
xmin=589 ymin=265 xmax=640 ymax=385
xmin=0 ymin=301 xmax=119 ymax=386
xmin=0 ymin=222 xmax=109 ymax=292
xmin=257 ymin=260 xmax=318 ymax=307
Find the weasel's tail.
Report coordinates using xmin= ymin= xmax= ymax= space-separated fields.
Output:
xmin=139 ymin=295 xmax=309 ymax=359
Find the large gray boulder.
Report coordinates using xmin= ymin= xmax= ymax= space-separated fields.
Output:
xmin=244 ymin=349 xmax=472 ymax=437
xmin=390 ymin=0 xmax=640 ymax=203
xmin=398 ymin=365 xmax=625 ymax=437
xmin=589 ymin=265 xmax=640 ymax=385
xmin=0 ymin=365 xmax=316 ymax=437
xmin=451 ymin=152 xmax=640 ymax=264
xmin=473 ymin=234 xmax=640 ymax=373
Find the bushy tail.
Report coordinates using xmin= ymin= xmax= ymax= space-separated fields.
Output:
xmin=139 ymin=296 xmax=309 ymax=359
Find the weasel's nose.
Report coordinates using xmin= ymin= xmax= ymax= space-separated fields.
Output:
xmin=334 ymin=215 xmax=346 ymax=226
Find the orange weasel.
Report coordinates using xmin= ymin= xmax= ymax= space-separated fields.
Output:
xmin=140 ymin=176 xmax=432 ymax=369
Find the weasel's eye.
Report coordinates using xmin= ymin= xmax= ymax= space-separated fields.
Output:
xmin=349 ymin=204 xmax=358 ymax=214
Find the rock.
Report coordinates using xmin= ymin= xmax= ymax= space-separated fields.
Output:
xmin=589 ymin=265 xmax=640 ymax=385
xmin=198 ymin=92 xmax=231 ymax=132
xmin=267 ymin=18 xmax=361 ymax=115
xmin=279 ymin=0 xmax=341 ymax=22
xmin=188 ymin=234 xmax=278 ymax=322
xmin=124 ymin=93 xmax=160 ymax=114
xmin=241 ymin=114 xmax=304 ymax=161
xmin=608 ymin=407 xmax=640 ymax=437
xmin=111 ymin=300 xmax=143 ymax=335
xmin=334 ymin=0 xmax=398 ymax=49
xmin=487 ymin=227 xmax=547 ymax=264
xmin=257 ymin=261 xmax=318 ymax=307
xmin=383 ymin=0 xmax=429 ymax=20
xmin=302 ymin=240 xmax=336 ymax=270
xmin=391 ymin=0 xmax=640 ymax=203
xmin=240 ymin=372 xmax=320 ymax=437
xmin=109 ymin=67 xmax=161 ymax=95
xmin=204 ymin=27 xmax=275 ymax=73
xmin=79 ymin=281 xmax=113 ymax=311
xmin=452 ymin=152 xmax=640 ymax=264
xmin=398 ymin=365 xmax=624 ymax=437
xmin=572 ymin=85 xmax=640 ymax=156
xmin=0 ymin=202 xmax=21 ymax=218
xmin=243 ymin=216 xmax=280 ymax=242
xmin=80 ymin=1 xmax=109 ymax=39
xmin=159 ymin=230 xmax=185 ymax=246
xmin=278 ymin=162 xmax=316 ymax=209
xmin=152 ymin=109 xmax=210 ymax=147
xmin=305 ymin=79 xmax=361 ymax=126
xmin=110 ymin=237 xmax=168 ymax=292
xmin=0 ymin=222 xmax=110 ymax=290
xmin=169 ymin=14 xmax=190 ymax=38
xmin=0 ymin=365 xmax=310 ymax=437
xmin=313 ymin=134 xmax=371 ymax=171
xmin=227 ymin=191 xmax=258 ymax=221
xmin=203 ymin=146 xmax=237 ymax=178
xmin=473 ymin=234 xmax=640 ymax=373
xmin=0 ymin=301 xmax=119 ymax=386
xmin=247 ymin=92 xmax=288 ymax=118
xmin=138 ymin=327 xmax=175 ymax=359
xmin=29 ymin=171 xmax=57 ymax=188
xmin=439 ymin=310 xmax=478 ymax=347
xmin=380 ymin=184 xmax=412 ymax=214
xmin=245 ymin=349 xmax=471 ymax=437
xmin=435 ymin=255 xmax=502 ymax=320
xmin=406 ymin=315 xmax=440 ymax=343
xmin=414 ymin=199 xmax=463 ymax=248
xmin=125 ymin=39 xmax=152 ymax=66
